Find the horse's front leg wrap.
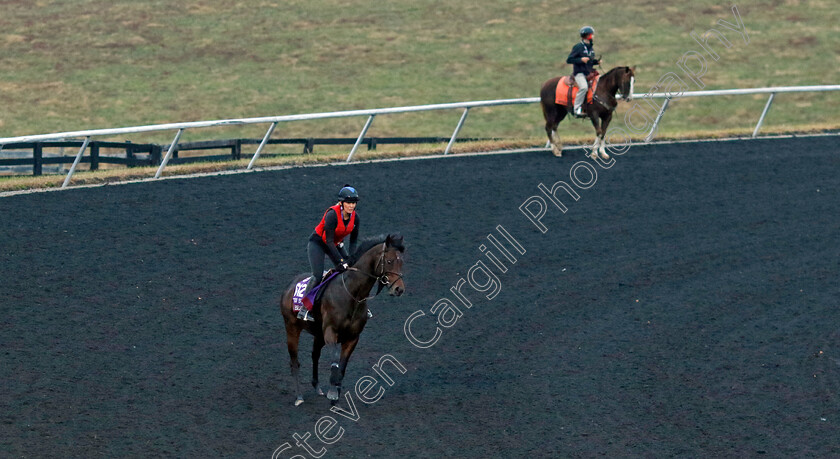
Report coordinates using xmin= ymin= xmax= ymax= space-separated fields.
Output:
xmin=330 ymin=362 xmax=341 ymax=386
xmin=328 ymin=342 xmax=341 ymax=386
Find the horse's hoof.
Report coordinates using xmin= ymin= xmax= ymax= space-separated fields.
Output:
xmin=294 ymin=397 xmax=304 ymax=406
xmin=327 ymin=388 xmax=339 ymax=401
xmin=599 ymin=150 xmax=611 ymax=160
xmin=316 ymin=386 xmax=325 ymax=397
xmin=552 ymin=149 xmax=563 ymax=157
xmin=588 ymin=151 xmax=599 ymax=161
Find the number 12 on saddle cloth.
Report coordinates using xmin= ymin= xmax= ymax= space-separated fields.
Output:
xmin=292 ymin=271 xmax=340 ymax=312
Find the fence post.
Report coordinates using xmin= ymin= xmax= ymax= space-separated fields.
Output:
xmin=645 ymin=97 xmax=671 ymax=143
xmin=61 ymin=137 xmax=90 ymax=188
xmin=125 ymin=141 xmax=135 ymax=167
xmin=346 ymin=115 xmax=375 ymax=162
xmin=90 ymin=142 xmax=100 ymax=171
xmin=33 ymin=143 xmax=43 ymax=176
xmin=233 ymin=139 xmax=242 ymax=160
xmin=444 ymin=108 xmax=470 ymax=155
xmin=155 ymin=128 xmax=184 ymax=179
xmin=150 ymin=144 xmax=162 ymax=166
xmin=752 ymin=93 xmax=776 ymax=138
xmin=247 ymin=122 xmax=277 ymax=170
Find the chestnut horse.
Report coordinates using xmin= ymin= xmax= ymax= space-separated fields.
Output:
xmin=280 ymin=234 xmax=405 ymax=406
xmin=540 ymin=66 xmax=635 ymax=160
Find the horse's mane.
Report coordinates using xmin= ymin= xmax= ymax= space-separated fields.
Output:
xmin=602 ymin=66 xmax=625 ymax=80
xmin=350 ymin=233 xmax=405 ymax=264
xmin=596 ymin=66 xmax=631 ymax=93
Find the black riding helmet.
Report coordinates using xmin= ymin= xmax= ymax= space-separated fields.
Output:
xmin=580 ymin=25 xmax=595 ymax=37
xmin=338 ymin=185 xmax=359 ymax=203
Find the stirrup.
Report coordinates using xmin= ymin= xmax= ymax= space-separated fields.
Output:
xmin=297 ymin=308 xmax=315 ymax=322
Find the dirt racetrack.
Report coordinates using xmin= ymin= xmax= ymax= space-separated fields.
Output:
xmin=1 ymin=135 xmax=839 ymax=457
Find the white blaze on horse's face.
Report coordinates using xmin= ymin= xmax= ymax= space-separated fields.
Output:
xmin=627 ymin=76 xmax=635 ymax=101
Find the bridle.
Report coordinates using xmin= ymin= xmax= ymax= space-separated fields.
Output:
xmin=341 ymin=243 xmax=404 ymax=305
xmin=592 ymin=70 xmax=632 ymax=111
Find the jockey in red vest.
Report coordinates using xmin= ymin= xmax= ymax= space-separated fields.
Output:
xmin=297 ymin=185 xmax=361 ymax=321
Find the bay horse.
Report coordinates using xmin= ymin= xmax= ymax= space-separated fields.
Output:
xmin=540 ymin=66 xmax=635 ymax=160
xmin=280 ymin=234 xmax=405 ymax=406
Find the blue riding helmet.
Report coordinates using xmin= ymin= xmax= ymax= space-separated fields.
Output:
xmin=580 ymin=26 xmax=595 ymax=37
xmin=338 ymin=185 xmax=359 ymax=203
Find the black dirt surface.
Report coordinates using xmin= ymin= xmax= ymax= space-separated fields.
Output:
xmin=1 ymin=136 xmax=839 ymax=458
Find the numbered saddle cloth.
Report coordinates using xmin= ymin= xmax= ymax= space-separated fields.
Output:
xmin=292 ymin=271 xmax=341 ymax=312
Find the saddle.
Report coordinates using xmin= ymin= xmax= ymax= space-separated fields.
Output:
xmin=555 ymin=71 xmax=600 ymax=107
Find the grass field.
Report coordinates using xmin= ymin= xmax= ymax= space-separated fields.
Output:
xmin=1 ymin=0 xmax=838 ymax=145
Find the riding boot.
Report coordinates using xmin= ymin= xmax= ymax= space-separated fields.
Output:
xmin=298 ymin=309 xmax=314 ymax=322
xmin=297 ymin=306 xmax=315 ymax=322
xmin=297 ymin=280 xmax=316 ymax=321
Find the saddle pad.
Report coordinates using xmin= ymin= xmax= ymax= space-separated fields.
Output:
xmin=291 ymin=276 xmax=313 ymax=312
xmin=555 ymin=75 xmax=599 ymax=106
xmin=292 ymin=271 xmax=341 ymax=312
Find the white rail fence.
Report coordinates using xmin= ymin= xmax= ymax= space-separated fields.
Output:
xmin=0 ymin=85 xmax=837 ymax=188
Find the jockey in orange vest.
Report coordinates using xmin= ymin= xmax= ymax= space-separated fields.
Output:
xmin=297 ymin=185 xmax=361 ymax=321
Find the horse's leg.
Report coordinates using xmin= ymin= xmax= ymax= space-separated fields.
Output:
xmin=598 ymin=112 xmax=613 ymax=160
xmin=338 ymin=337 xmax=360 ymax=379
xmin=311 ymin=334 xmax=325 ymax=397
xmin=285 ymin=322 xmax=305 ymax=406
xmin=543 ymin=97 xmax=565 ymax=157
xmin=550 ymin=107 xmax=567 ymax=157
xmin=543 ymin=114 xmax=553 ymax=147
xmin=324 ymin=326 xmax=342 ymax=404
xmin=323 ymin=337 xmax=360 ymax=407
xmin=588 ymin=115 xmax=602 ymax=161
xmin=543 ymin=107 xmax=560 ymax=157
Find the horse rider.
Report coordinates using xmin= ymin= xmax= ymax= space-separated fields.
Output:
xmin=297 ymin=185 xmax=361 ymax=322
xmin=566 ymin=25 xmax=601 ymax=118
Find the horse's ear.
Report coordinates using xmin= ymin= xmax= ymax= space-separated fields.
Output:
xmin=387 ymin=233 xmax=404 ymax=250
xmin=630 ymin=65 xmax=636 ymax=73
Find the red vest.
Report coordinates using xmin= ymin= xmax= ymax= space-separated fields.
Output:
xmin=314 ymin=204 xmax=356 ymax=245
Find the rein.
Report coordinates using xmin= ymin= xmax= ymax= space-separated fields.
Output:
xmin=593 ymin=70 xmax=618 ymax=111
xmin=593 ymin=94 xmax=615 ymax=110
xmin=341 ymin=244 xmax=403 ymax=306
